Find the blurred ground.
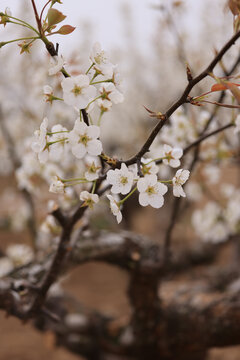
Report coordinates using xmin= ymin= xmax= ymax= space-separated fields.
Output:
xmin=0 ymin=259 xmax=129 ymax=360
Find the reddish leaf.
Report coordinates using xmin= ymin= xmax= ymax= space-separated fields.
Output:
xmin=211 ymin=82 xmax=240 ymax=92
xmin=228 ymin=0 xmax=240 ymax=15
xmin=57 ymin=25 xmax=75 ymax=35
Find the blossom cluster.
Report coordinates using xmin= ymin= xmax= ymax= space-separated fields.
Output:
xmin=192 ymin=185 xmax=240 ymax=243
xmin=22 ymin=43 xmax=191 ymax=224
xmin=0 ymin=244 xmax=34 ymax=278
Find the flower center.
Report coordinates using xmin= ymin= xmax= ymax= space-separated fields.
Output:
xmin=146 ymin=186 xmax=156 ymax=195
xmin=120 ymin=176 xmax=128 ymax=185
xmin=79 ymin=134 xmax=90 ymax=146
xmin=142 ymin=164 xmax=151 ymax=175
xmin=166 ymin=151 xmax=173 ymax=161
xmin=95 ymin=51 xmax=105 ymax=64
xmin=72 ymin=85 xmax=82 ymax=97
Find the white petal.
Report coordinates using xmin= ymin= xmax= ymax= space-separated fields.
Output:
xmin=87 ymin=125 xmax=100 ymax=139
xmin=149 ymin=195 xmax=164 ymax=208
xmin=169 ymin=159 xmax=180 ymax=168
xmin=137 ymin=178 xmax=148 ymax=192
xmin=156 ymin=182 xmax=168 ymax=196
xmin=172 ymin=148 xmax=183 ymax=159
xmin=72 ymin=143 xmax=86 ymax=159
xmin=139 ymin=193 xmax=149 ymax=207
xmin=87 ymin=139 xmax=102 ymax=156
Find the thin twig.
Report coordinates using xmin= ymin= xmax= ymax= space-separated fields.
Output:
xmin=120 ymin=29 xmax=240 ymax=166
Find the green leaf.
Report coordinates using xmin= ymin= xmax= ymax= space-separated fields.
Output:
xmin=47 ymin=8 xmax=66 ymax=27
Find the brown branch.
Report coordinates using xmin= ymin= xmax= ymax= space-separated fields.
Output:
xmin=164 ymin=197 xmax=182 ymax=265
xmin=183 ymin=122 xmax=234 ymax=155
xmin=29 ymin=204 xmax=87 ymax=315
xmin=120 ymin=29 xmax=240 ymax=167
xmin=30 ymin=0 xmax=42 ymax=34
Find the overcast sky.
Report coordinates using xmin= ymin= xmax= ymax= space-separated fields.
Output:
xmin=1 ymin=0 xmax=163 ymax=52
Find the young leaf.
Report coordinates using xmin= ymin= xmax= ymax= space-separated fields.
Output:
xmin=57 ymin=25 xmax=75 ymax=35
xmin=47 ymin=8 xmax=66 ymax=27
xmin=211 ymin=82 xmax=240 ymax=92
xmin=228 ymin=0 xmax=240 ymax=15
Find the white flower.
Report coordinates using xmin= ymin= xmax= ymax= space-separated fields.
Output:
xmin=107 ymin=194 xmax=122 ymax=223
xmin=40 ymin=215 xmax=59 ymax=234
xmin=106 ymin=163 xmax=134 ymax=195
xmin=172 ymin=169 xmax=190 ymax=197
xmin=234 ymin=114 xmax=240 ymax=134
xmin=206 ymin=223 xmax=229 ymax=243
xmin=161 ymin=144 xmax=183 ymax=168
xmin=43 ymin=85 xmax=53 ymax=103
xmin=192 ymin=202 xmax=229 ymax=243
xmin=221 ymin=184 xmax=235 ymax=198
xmin=84 ymin=157 xmax=101 ymax=181
xmin=97 ymin=98 xmax=112 ymax=112
xmin=49 ymin=124 xmax=68 ymax=162
xmin=6 ymin=244 xmax=34 ymax=267
xmin=141 ymin=158 xmax=159 ymax=176
xmin=31 ymin=117 xmax=49 ymax=163
xmin=99 ymin=83 xmax=124 ymax=104
xmin=69 ymin=120 xmax=102 ymax=159
xmin=90 ymin=42 xmax=113 ymax=77
xmin=225 ymin=197 xmax=240 ymax=232
xmin=61 ymin=75 xmax=96 ymax=109
xmin=137 ymin=175 xmax=168 ymax=208
xmin=5 ymin=7 xmax=12 ymax=17
xmin=111 ymin=65 xmax=123 ymax=91
xmin=49 ymin=55 xmax=65 ymax=76
xmin=80 ymin=191 xmax=99 ymax=208
xmin=49 ymin=176 xmax=65 ymax=194
xmin=0 ymin=257 xmax=14 ymax=278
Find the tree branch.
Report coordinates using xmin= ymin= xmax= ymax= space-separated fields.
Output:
xmin=120 ymin=29 xmax=240 ymax=166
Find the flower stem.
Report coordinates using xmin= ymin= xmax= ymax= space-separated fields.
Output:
xmin=119 ymin=187 xmax=137 ymax=205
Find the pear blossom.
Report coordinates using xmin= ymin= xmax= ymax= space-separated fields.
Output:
xmin=49 ymin=55 xmax=65 ymax=76
xmin=49 ymin=176 xmax=65 ymax=194
xmin=107 ymin=194 xmax=122 ymax=223
xmin=111 ymin=65 xmax=123 ymax=91
xmin=43 ymin=85 xmax=53 ymax=103
xmin=0 ymin=257 xmax=14 ymax=278
xmin=5 ymin=7 xmax=12 ymax=16
xmin=80 ymin=191 xmax=99 ymax=208
xmin=192 ymin=202 xmax=228 ymax=243
xmin=225 ymin=195 xmax=240 ymax=232
xmin=172 ymin=169 xmax=190 ymax=197
xmin=84 ymin=157 xmax=101 ymax=181
xmin=97 ymin=99 xmax=112 ymax=112
xmin=90 ymin=42 xmax=113 ymax=77
xmin=234 ymin=114 xmax=240 ymax=134
xmin=137 ymin=175 xmax=168 ymax=208
xmin=99 ymin=83 xmax=124 ymax=104
xmin=161 ymin=144 xmax=183 ymax=168
xmin=0 ymin=7 xmax=12 ymax=26
xmin=31 ymin=117 xmax=49 ymax=163
xmin=61 ymin=75 xmax=96 ymax=109
xmin=49 ymin=124 xmax=68 ymax=162
xmin=106 ymin=163 xmax=134 ymax=195
xmin=141 ymin=158 xmax=159 ymax=176
xmin=6 ymin=244 xmax=34 ymax=266
xmin=40 ymin=215 xmax=59 ymax=234
xmin=69 ymin=120 xmax=102 ymax=159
